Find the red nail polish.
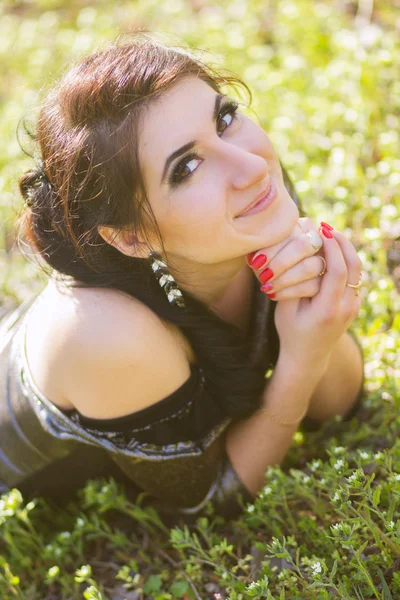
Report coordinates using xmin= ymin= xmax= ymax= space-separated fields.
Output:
xmin=259 ymin=267 xmax=274 ymax=283
xmin=320 ymin=222 xmax=334 ymax=231
xmin=247 ymin=252 xmax=257 ymax=265
xmin=267 ymin=293 xmax=276 ymax=299
xmin=250 ymin=254 xmax=267 ymax=269
xmin=260 ymin=282 xmax=273 ymax=292
xmin=321 ymin=226 xmax=333 ymax=239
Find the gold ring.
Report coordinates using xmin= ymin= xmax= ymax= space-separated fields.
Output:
xmin=306 ymin=231 xmax=323 ymax=253
xmin=317 ymin=256 xmax=327 ymax=277
xmin=346 ymin=275 xmax=362 ymax=296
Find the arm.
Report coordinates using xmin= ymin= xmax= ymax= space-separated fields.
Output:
xmin=306 ymin=330 xmax=364 ymax=422
xmin=225 ymin=354 xmax=326 ymax=496
xmin=224 ymin=330 xmax=364 ymax=498
xmin=224 ymin=226 xmax=363 ymax=498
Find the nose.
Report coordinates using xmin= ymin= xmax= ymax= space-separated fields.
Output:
xmin=222 ymin=143 xmax=269 ymax=191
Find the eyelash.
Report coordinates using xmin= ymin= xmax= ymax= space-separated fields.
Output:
xmin=168 ymin=99 xmax=240 ymax=189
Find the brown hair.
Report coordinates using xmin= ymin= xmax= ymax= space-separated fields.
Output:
xmin=16 ymin=33 xmax=279 ymax=419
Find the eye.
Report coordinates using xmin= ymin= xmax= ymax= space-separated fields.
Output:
xmin=216 ymin=100 xmax=239 ymax=135
xmin=169 ymin=152 xmax=202 ymax=187
xmin=168 ymin=99 xmax=240 ymax=188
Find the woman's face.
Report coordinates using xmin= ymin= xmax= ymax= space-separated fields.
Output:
xmin=139 ymin=76 xmax=299 ymax=266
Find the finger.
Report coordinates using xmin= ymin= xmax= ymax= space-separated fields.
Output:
xmin=246 ymin=218 xmax=319 ymax=272
xmin=261 ymin=277 xmax=321 ymax=301
xmin=330 ymin=229 xmax=363 ymax=307
xmin=246 ymin=218 xmax=316 ymax=270
xmin=246 ymin=235 xmax=294 ymax=270
xmin=298 ymin=217 xmax=316 ymax=233
xmin=252 ymin=230 xmax=323 ymax=285
xmin=313 ymin=225 xmax=348 ymax=310
xmin=263 ymin=255 xmax=325 ymax=294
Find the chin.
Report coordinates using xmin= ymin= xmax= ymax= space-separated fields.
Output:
xmin=258 ymin=187 xmax=299 ymax=245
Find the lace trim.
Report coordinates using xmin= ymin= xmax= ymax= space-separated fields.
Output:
xmin=68 ymin=366 xmax=206 ymax=433
xmin=67 ymin=394 xmax=195 ymax=436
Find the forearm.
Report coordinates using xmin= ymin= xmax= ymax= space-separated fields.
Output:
xmin=305 ymin=331 xmax=364 ymax=422
xmin=225 ymin=356 xmax=326 ymax=496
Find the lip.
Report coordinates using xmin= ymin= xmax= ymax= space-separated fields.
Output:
xmin=235 ymin=178 xmax=277 ymax=218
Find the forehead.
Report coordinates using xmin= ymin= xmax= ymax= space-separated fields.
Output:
xmin=139 ymin=77 xmax=217 ymax=184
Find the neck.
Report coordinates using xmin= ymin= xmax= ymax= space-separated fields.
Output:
xmin=168 ymin=255 xmax=253 ymax=327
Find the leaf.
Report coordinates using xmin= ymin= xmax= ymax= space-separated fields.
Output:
xmin=330 ymin=559 xmax=338 ymax=581
xmin=170 ymin=580 xmax=189 ymax=597
xmin=377 ymin=568 xmax=394 ymax=600
xmin=143 ymin=574 xmax=163 ymax=594
xmin=373 ymin=485 xmax=381 ymax=507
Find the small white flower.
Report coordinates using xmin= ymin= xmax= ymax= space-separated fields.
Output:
xmin=394 ymin=474 xmax=400 ymax=481
xmin=359 ymin=451 xmax=369 ymax=459
xmin=278 ymin=571 xmax=287 ymax=580
xmin=333 ymin=459 xmax=345 ymax=470
xmin=333 ymin=446 xmax=345 ymax=455
xmin=302 ymin=475 xmax=311 ymax=484
xmin=247 ymin=505 xmax=255 ymax=513
xmin=263 ymin=486 xmax=272 ymax=495
xmin=347 ymin=472 xmax=358 ymax=484
xmin=311 ymin=561 xmax=322 ymax=574
xmin=310 ymin=460 xmax=321 ymax=472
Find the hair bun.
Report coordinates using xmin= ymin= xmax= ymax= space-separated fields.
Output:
xmin=19 ymin=165 xmax=52 ymax=207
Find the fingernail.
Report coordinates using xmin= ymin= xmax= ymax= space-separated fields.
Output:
xmin=246 ymin=252 xmax=257 ymax=265
xmin=321 ymin=226 xmax=333 ymax=239
xmin=267 ymin=293 xmax=276 ymax=299
xmin=260 ymin=282 xmax=273 ymax=292
xmin=250 ymin=253 xmax=267 ymax=269
xmin=259 ymin=267 xmax=274 ymax=283
xmin=320 ymin=222 xmax=334 ymax=231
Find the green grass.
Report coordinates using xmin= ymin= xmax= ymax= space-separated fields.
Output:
xmin=0 ymin=0 xmax=399 ymax=598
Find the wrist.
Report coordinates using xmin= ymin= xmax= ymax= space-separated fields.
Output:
xmin=276 ymin=351 xmax=331 ymax=382
xmin=259 ymin=354 xmax=326 ymax=426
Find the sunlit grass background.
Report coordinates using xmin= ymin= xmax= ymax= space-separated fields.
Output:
xmin=0 ymin=1 xmax=399 ymax=598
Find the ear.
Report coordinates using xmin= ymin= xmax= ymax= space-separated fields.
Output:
xmin=97 ymin=225 xmax=150 ymax=259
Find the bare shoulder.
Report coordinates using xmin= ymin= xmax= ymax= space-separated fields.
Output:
xmin=57 ymin=283 xmax=193 ymax=419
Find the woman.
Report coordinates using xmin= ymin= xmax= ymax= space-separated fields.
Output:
xmin=0 ymin=35 xmax=364 ymax=521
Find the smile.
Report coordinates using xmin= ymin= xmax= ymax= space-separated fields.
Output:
xmin=236 ymin=178 xmax=278 ymax=218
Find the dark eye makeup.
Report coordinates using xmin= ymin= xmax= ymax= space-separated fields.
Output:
xmin=167 ymin=99 xmax=240 ymax=189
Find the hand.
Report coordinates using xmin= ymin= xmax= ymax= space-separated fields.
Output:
xmin=246 ymin=218 xmax=327 ymax=300
xmin=274 ymin=225 xmax=363 ymax=368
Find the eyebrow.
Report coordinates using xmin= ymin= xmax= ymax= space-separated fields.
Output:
xmin=160 ymin=93 xmax=225 ymax=185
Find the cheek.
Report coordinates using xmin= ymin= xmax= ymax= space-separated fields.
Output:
xmin=177 ymin=178 xmax=225 ymax=222
xmin=159 ymin=183 xmax=225 ymax=243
